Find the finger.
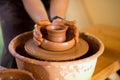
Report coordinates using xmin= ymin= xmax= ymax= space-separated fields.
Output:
xmin=34 ymin=34 xmax=43 ymax=43
xmin=33 ymin=37 xmax=41 ymax=46
xmin=33 ymin=35 xmax=44 ymax=45
xmin=33 ymin=29 xmax=40 ymax=38
xmin=34 ymin=24 xmax=41 ymax=32
xmin=74 ymin=25 xmax=79 ymax=43
xmin=68 ymin=24 xmax=79 ymax=43
xmin=33 ymin=25 xmax=43 ymax=39
xmin=33 ymin=29 xmax=42 ymax=37
xmin=62 ymin=20 xmax=76 ymax=26
xmin=33 ymin=28 xmax=44 ymax=44
xmin=37 ymin=20 xmax=51 ymax=26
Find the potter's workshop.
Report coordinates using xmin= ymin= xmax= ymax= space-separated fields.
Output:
xmin=0 ymin=0 xmax=120 ymax=80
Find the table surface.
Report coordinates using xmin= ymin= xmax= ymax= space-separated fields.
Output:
xmin=82 ymin=25 xmax=120 ymax=80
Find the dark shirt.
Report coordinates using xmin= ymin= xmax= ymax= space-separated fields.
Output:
xmin=0 ymin=0 xmax=50 ymax=68
xmin=0 ymin=0 xmax=50 ymax=6
xmin=0 ymin=0 xmax=50 ymax=20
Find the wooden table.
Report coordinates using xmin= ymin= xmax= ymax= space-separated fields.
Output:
xmin=82 ymin=25 xmax=120 ymax=80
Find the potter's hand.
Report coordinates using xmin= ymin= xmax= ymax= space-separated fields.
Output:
xmin=33 ymin=20 xmax=51 ymax=46
xmin=61 ymin=20 xmax=79 ymax=43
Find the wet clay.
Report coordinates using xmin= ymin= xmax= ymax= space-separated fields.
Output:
xmin=33 ymin=20 xmax=79 ymax=46
xmin=25 ymin=20 xmax=89 ymax=61
xmin=46 ymin=24 xmax=68 ymax=42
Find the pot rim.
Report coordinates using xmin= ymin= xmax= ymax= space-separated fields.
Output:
xmin=9 ymin=31 xmax=104 ymax=65
xmin=46 ymin=25 xmax=68 ymax=33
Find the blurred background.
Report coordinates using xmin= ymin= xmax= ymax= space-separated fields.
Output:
xmin=0 ymin=0 xmax=120 ymax=63
xmin=66 ymin=0 xmax=120 ymax=29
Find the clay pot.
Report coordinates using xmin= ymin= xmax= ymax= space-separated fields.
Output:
xmin=40 ymin=25 xmax=75 ymax=51
xmin=46 ymin=25 xmax=68 ymax=42
xmin=0 ymin=69 xmax=35 ymax=80
xmin=9 ymin=31 xmax=104 ymax=80
xmin=40 ymin=38 xmax=75 ymax=51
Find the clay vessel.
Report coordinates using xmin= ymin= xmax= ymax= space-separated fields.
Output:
xmin=0 ymin=69 xmax=35 ymax=80
xmin=33 ymin=23 xmax=76 ymax=51
xmin=46 ymin=24 xmax=68 ymax=42
xmin=40 ymin=38 xmax=75 ymax=51
xmin=9 ymin=31 xmax=104 ymax=80
xmin=39 ymin=24 xmax=75 ymax=51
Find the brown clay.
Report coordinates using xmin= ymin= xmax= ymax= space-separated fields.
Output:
xmin=25 ymin=20 xmax=89 ymax=60
xmin=46 ymin=24 xmax=68 ymax=42
xmin=33 ymin=20 xmax=79 ymax=46
xmin=37 ymin=20 xmax=51 ymax=26
xmin=32 ymin=20 xmax=80 ymax=52
xmin=9 ymin=31 xmax=104 ymax=80
xmin=0 ymin=69 xmax=35 ymax=80
xmin=40 ymin=37 xmax=75 ymax=51
xmin=25 ymin=38 xmax=88 ymax=61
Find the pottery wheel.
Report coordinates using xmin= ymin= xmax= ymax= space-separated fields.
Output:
xmin=25 ymin=38 xmax=89 ymax=61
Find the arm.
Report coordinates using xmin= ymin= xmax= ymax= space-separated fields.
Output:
xmin=22 ymin=0 xmax=51 ymax=45
xmin=22 ymin=0 xmax=49 ymax=23
xmin=50 ymin=0 xmax=69 ymax=20
xmin=50 ymin=0 xmax=79 ymax=43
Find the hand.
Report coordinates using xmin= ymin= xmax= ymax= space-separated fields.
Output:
xmin=37 ymin=20 xmax=51 ymax=26
xmin=33 ymin=20 xmax=51 ymax=46
xmin=61 ymin=20 xmax=79 ymax=43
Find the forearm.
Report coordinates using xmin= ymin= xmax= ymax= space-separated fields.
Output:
xmin=50 ymin=0 xmax=69 ymax=20
xmin=22 ymin=0 xmax=49 ymax=23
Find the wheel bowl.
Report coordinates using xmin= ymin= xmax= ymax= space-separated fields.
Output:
xmin=9 ymin=31 xmax=104 ymax=80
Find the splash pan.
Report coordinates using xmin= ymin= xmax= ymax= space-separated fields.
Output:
xmin=9 ymin=31 xmax=104 ymax=80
